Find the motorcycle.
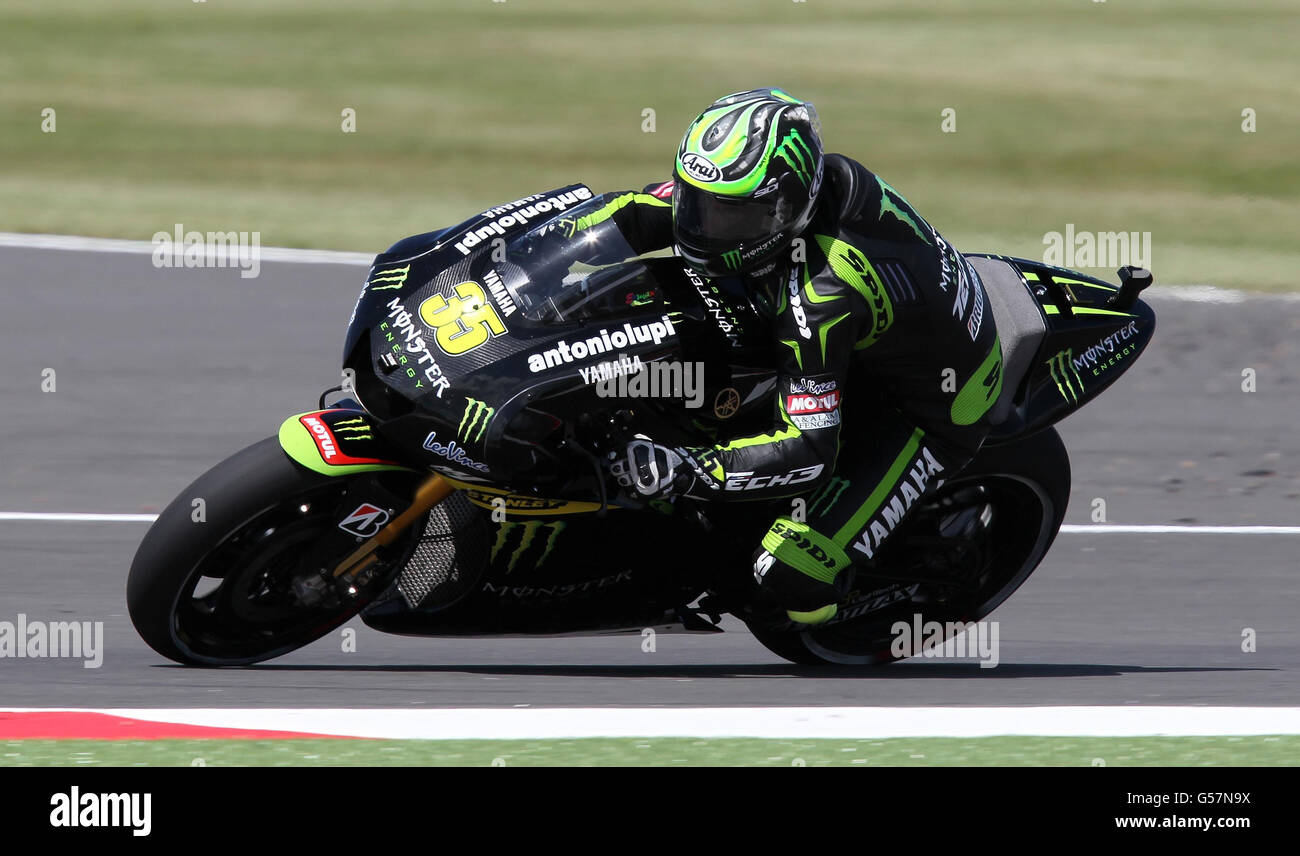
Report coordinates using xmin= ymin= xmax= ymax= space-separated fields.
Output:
xmin=127 ymin=182 xmax=1157 ymax=666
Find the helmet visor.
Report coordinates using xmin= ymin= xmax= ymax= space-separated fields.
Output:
xmin=672 ymin=183 xmax=799 ymax=251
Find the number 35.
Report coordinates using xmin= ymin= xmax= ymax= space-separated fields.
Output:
xmin=419 ymin=281 xmax=506 ymax=356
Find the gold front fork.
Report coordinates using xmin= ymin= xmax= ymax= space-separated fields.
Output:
xmin=331 ymin=474 xmax=454 ymax=581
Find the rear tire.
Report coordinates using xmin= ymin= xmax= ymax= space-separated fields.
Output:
xmin=127 ymin=437 xmax=423 ymax=666
xmin=750 ymin=428 xmax=1070 ymax=666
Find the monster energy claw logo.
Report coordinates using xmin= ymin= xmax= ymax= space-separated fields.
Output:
xmin=332 ymin=416 xmax=373 ymax=439
xmin=492 ymin=520 xmax=567 ymax=574
xmin=774 ymin=130 xmax=815 ymax=188
xmin=722 ymin=249 xmax=742 ymax=271
xmin=368 ymin=264 xmax=411 ymax=291
xmin=808 ymin=476 xmax=850 ymax=516
xmin=459 ymin=398 xmax=495 ymax=443
xmin=1046 ymin=349 xmax=1084 ymax=405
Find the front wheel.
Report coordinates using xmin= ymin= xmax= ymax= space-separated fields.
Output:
xmin=749 ymin=427 xmax=1071 ymax=666
xmin=127 ymin=437 xmax=427 ymax=666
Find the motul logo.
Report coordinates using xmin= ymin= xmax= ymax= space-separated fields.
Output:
xmin=786 ymin=391 xmax=840 ymax=414
xmin=301 ymin=416 xmax=338 ymax=460
xmin=338 ymin=503 xmax=390 ymax=538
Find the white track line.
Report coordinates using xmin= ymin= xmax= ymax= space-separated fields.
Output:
xmin=0 ymin=512 xmax=160 ymax=522
xmin=2 ymin=232 xmax=1294 ymax=301
xmin=0 ymin=232 xmax=372 ymax=266
xmin=4 ymin=706 xmax=1299 ymax=739
xmin=4 ymin=512 xmax=1298 ymax=534
xmin=1060 ymin=524 xmax=1300 ymax=535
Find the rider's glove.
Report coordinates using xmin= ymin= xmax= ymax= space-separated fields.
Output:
xmin=610 ymin=436 xmax=725 ymax=500
xmin=611 ymin=437 xmax=687 ymax=499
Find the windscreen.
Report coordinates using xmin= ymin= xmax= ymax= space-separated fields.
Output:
xmin=503 ymin=193 xmax=660 ymax=324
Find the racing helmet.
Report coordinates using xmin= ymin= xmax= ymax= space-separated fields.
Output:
xmin=672 ymin=88 xmax=824 ymax=278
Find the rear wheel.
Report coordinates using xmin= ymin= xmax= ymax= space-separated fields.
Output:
xmin=749 ymin=428 xmax=1070 ymax=666
xmin=127 ymin=437 xmax=426 ymax=666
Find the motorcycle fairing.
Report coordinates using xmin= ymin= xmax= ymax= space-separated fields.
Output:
xmin=278 ymin=408 xmax=414 ymax=476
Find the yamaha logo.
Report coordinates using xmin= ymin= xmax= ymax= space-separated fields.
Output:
xmin=680 ymin=153 xmax=721 ymax=183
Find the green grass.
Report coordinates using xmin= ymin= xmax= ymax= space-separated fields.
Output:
xmin=1 ymin=0 xmax=1296 ymax=289
xmin=3 ymin=736 xmax=1299 ymax=766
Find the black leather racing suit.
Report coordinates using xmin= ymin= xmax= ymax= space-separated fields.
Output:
xmin=595 ymin=158 xmax=1003 ymax=611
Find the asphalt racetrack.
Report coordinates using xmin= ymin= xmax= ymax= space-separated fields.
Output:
xmin=1 ymin=243 xmax=1297 ymax=709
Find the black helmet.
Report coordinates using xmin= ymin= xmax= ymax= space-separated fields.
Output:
xmin=672 ymin=88 xmax=824 ymax=278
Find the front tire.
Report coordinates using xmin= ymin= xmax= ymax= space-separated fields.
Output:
xmin=127 ymin=437 xmax=424 ymax=666
xmin=750 ymin=428 xmax=1071 ymax=666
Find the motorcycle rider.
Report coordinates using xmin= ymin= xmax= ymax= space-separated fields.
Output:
xmin=596 ymin=88 xmax=1004 ymax=626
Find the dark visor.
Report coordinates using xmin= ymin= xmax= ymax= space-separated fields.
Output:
xmin=673 ymin=184 xmax=797 ymax=248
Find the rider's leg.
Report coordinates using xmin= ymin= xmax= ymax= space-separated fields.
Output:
xmin=752 ymin=412 xmax=975 ymax=624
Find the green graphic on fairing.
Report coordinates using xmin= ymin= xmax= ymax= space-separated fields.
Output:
xmin=1047 ymin=349 xmax=1084 ymax=404
xmin=722 ymin=249 xmax=742 ymax=271
xmin=459 ymin=399 xmax=494 ymax=443
xmin=276 ymin=413 xmax=411 ymax=477
xmin=368 ymin=264 xmax=411 ymax=291
xmin=491 ymin=520 xmax=567 ymax=573
xmin=333 ymin=416 xmax=373 ymax=439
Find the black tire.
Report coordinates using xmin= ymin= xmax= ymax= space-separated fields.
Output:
xmin=127 ymin=437 xmax=424 ymax=666
xmin=750 ymin=427 xmax=1071 ymax=666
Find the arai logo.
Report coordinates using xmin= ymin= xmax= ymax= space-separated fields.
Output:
xmin=680 ymin=153 xmax=721 ymax=183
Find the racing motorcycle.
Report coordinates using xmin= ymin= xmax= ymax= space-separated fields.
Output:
xmin=127 ymin=182 xmax=1157 ymax=666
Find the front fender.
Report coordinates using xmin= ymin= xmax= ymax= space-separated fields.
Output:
xmin=278 ymin=409 xmax=417 ymax=476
